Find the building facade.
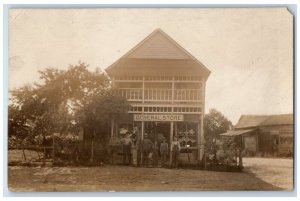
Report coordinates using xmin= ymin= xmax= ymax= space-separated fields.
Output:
xmin=105 ymin=29 xmax=210 ymax=162
xmin=221 ymin=114 xmax=293 ymax=157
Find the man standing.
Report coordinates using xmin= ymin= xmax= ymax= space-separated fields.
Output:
xmin=153 ymin=141 xmax=159 ymax=167
xmin=136 ymin=137 xmax=142 ymax=167
xmin=122 ymin=132 xmax=132 ymax=165
xmin=171 ymin=136 xmax=181 ymax=168
xmin=141 ymin=133 xmax=153 ymax=167
xmin=160 ymin=137 xmax=168 ymax=167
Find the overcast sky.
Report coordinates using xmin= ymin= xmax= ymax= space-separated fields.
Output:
xmin=8 ymin=8 xmax=293 ymax=124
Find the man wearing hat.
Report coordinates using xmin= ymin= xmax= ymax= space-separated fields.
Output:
xmin=122 ymin=132 xmax=133 ymax=165
xmin=141 ymin=133 xmax=153 ymax=167
xmin=160 ymin=137 xmax=169 ymax=167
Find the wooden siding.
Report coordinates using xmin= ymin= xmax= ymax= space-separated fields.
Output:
xmin=258 ymin=125 xmax=293 ymax=156
xmin=127 ymin=32 xmax=190 ymax=60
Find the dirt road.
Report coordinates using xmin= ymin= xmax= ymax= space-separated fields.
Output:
xmin=8 ymin=157 xmax=293 ymax=192
xmin=243 ymin=157 xmax=293 ymax=190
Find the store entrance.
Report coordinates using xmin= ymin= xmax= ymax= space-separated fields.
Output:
xmin=144 ymin=122 xmax=170 ymax=145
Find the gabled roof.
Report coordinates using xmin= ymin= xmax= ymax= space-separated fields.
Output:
xmin=235 ymin=114 xmax=293 ymax=129
xmin=105 ymin=28 xmax=211 ymax=77
xmin=260 ymin=114 xmax=293 ymax=126
xmin=235 ymin=115 xmax=270 ymax=129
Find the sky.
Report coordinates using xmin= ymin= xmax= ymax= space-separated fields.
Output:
xmin=8 ymin=8 xmax=293 ymax=124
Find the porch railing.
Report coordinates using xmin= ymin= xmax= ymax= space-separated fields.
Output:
xmin=117 ymin=88 xmax=202 ymax=101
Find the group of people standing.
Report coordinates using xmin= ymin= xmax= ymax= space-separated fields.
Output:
xmin=121 ymin=133 xmax=181 ymax=168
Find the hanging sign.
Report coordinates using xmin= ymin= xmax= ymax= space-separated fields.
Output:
xmin=133 ymin=114 xmax=184 ymax=122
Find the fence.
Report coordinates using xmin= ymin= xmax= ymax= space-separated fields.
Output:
xmin=8 ymin=138 xmax=82 ymax=166
xmin=203 ymin=146 xmax=243 ymax=171
xmin=8 ymin=145 xmax=54 ymax=166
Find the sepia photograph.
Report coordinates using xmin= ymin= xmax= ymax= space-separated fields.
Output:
xmin=7 ymin=7 xmax=294 ymax=192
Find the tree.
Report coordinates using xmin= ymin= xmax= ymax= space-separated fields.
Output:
xmin=80 ymin=91 xmax=129 ymax=149
xmin=204 ymin=108 xmax=233 ymax=144
xmin=8 ymin=62 xmax=127 ymax=149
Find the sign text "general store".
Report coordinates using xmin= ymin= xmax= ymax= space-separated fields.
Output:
xmin=133 ymin=114 xmax=184 ymax=122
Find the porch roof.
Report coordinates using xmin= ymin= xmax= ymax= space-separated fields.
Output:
xmin=219 ymin=129 xmax=255 ymax=137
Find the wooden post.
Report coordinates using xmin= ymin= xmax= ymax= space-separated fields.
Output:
xmin=111 ymin=119 xmax=115 ymax=137
xmin=36 ymin=150 xmax=41 ymax=160
xmin=43 ymin=147 xmax=46 ymax=166
xmin=91 ymin=139 xmax=94 ymax=163
xmin=197 ymin=122 xmax=202 ymax=161
xmin=141 ymin=121 xmax=144 ymax=140
xmin=141 ymin=75 xmax=145 ymax=141
xmin=22 ymin=148 xmax=26 ymax=161
xmin=175 ymin=123 xmax=178 ymax=137
xmin=239 ymin=136 xmax=243 ymax=168
xmin=200 ymin=78 xmax=205 ymax=162
xmin=169 ymin=121 xmax=174 ymax=164
xmin=235 ymin=148 xmax=238 ymax=167
xmin=52 ymin=137 xmax=55 ymax=165
xmin=239 ymin=149 xmax=243 ymax=168
xmin=204 ymin=147 xmax=207 ymax=169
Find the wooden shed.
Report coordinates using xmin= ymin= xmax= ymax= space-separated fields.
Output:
xmin=221 ymin=114 xmax=293 ymax=157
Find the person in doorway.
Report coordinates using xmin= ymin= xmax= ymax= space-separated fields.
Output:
xmin=136 ymin=137 xmax=142 ymax=167
xmin=153 ymin=141 xmax=159 ymax=167
xmin=160 ymin=137 xmax=169 ymax=167
xmin=141 ymin=133 xmax=154 ymax=167
xmin=122 ymin=132 xmax=133 ymax=165
xmin=171 ymin=136 xmax=181 ymax=168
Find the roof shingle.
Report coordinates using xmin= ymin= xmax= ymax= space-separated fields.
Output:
xmin=235 ymin=114 xmax=293 ymax=129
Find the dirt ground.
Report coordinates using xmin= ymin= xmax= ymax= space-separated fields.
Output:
xmin=8 ymin=157 xmax=293 ymax=192
xmin=243 ymin=157 xmax=294 ymax=191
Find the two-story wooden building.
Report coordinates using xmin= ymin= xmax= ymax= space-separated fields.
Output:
xmin=105 ymin=29 xmax=210 ymax=163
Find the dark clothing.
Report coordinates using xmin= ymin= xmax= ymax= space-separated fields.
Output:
xmin=136 ymin=139 xmax=142 ymax=167
xmin=160 ymin=142 xmax=169 ymax=167
xmin=123 ymin=145 xmax=131 ymax=165
xmin=109 ymin=137 xmax=120 ymax=165
xmin=161 ymin=153 xmax=167 ymax=167
xmin=142 ymin=151 xmax=149 ymax=166
xmin=141 ymin=138 xmax=153 ymax=166
xmin=142 ymin=139 xmax=153 ymax=153
xmin=171 ymin=143 xmax=180 ymax=168
xmin=160 ymin=142 xmax=169 ymax=154
xmin=153 ymin=144 xmax=159 ymax=167
xmin=122 ymin=136 xmax=133 ymax=165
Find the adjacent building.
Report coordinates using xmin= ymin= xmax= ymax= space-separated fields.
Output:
xmin=221 ymin=114 xmax=293 ymax=157
xmin=105 ymin=29 xmax=210 ymax=162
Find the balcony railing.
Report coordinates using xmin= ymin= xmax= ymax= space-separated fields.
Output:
xmin=114 ymin=75 xmax=202 ymax=82
xmin=117 ymin=88 xmax=142 ymax=100
xmin=117 ymin=88 xmax=202 ymax=101
xmin=144 ymin=89 xmax=172 ymax=101
xmin=174 ymin=89 xmax=201 ymax=101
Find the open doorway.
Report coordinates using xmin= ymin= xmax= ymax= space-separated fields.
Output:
xmin=144 ymin=122 xmax=170 ymax=144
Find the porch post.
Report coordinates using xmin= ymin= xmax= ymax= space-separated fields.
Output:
xmin=141 ymin=75 xmax=145 ymax=140
xmin=197 ymin=122 xmax=201 ymax=161
xmin=199 ymin=78 xmax=206 ymax=161
xmin=169 ymin=121 xmax=174 ymax=164
xmin=174 ymin=123 xmax=178 ymax=137
xmin=141 ymin=121 xmax=144 ymax=140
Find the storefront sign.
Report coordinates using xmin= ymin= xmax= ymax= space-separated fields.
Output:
xmin=133 ymin=114 xmax=184 ymax=122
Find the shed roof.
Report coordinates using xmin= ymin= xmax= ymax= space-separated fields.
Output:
xmin=220 ymin=129 xmax=255 ymax=137
xmin=260 ymin=114 xmax=293 ymax=126
xmin=235 ymin=114 xmax=293 ymax=129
